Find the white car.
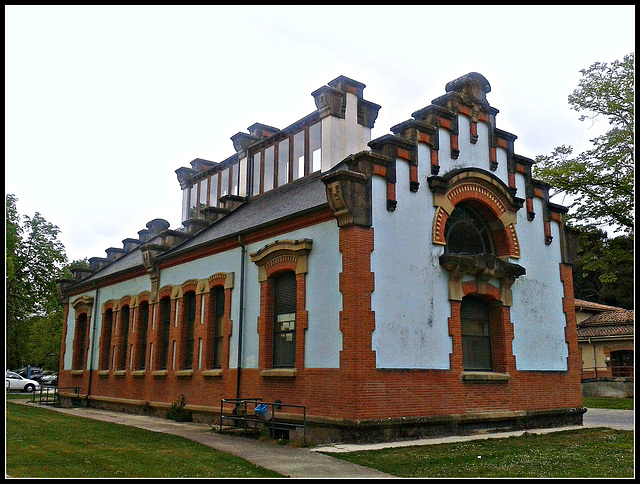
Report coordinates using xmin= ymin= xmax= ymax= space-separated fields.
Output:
xmin=6 ymin=371 xmax=41 ymax=392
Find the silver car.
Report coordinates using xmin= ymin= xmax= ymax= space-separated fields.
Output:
xmin=6 ymin=371 xmax=41 ymax=392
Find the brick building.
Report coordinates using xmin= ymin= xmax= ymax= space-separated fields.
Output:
xmin=57 ymin=73 xmax=584 ymax=443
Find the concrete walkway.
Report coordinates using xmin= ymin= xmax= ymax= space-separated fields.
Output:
xmin=13 ymin=400 xmax=634 ymax=478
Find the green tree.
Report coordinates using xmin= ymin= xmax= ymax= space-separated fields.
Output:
xmin=572 ymin=228 xmax=634 ymax=309
xmin=534 ymin=53 xmax=634 ymax=234
xmin=6 ymin=194 xmax=68 ymax=369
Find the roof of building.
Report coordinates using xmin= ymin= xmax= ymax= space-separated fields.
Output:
xmin=162 ymin=170 xmax=329 ymax=258
xmin=68 ymin=170 xmax=330 ymax=289
xmin=576 ymin=304 xmax=634 ymax=340
xmin=574 ymin=298 xmax=622 ymax=313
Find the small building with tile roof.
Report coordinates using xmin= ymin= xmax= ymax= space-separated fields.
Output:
xmin=575 ymin=299 xmax=634 ymax=381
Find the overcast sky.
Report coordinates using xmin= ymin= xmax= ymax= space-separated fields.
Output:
xmin=5 ymin=5 xmax=635 ymax=263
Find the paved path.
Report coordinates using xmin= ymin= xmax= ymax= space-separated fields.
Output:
xmin=582 ymin=407 xmax=634 ymax=431
xmin=11 ymin=400 xmax=634 ymax=478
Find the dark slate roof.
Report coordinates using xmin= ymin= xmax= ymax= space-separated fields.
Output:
xmin=162 ymin=170 xmax=329 ymax=258
xmin=70 ymin=171 xmax=330 ymax=289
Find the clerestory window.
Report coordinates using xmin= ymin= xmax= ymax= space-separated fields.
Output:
xmin=445 ymin=203 xmax=494 ymax=255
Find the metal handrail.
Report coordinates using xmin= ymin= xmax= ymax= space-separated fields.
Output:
xmin=220 ymin=398 xmax=307 ymax=443
xmin=31 ymin=386 xmax=81 ymax=405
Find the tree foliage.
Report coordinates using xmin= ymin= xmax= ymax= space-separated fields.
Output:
xmin=6 ymin=194 xmax=68 ymax=370
xmin=572 ymin=229 xmax=634 ymax=309
xmin=534 ymin=53 xmax=634 ymax=235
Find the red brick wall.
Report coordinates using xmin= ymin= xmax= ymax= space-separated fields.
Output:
xmin=59 ymin=220 xmax=582 ymax=426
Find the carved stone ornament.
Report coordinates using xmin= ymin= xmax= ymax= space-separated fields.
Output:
xmin=250 ymin=239 xmax=313 ymax=282
xmin=322 ymin=169 xmax=371 ymax=227
xmin=439 ymin=253 xmax=525 ymax=306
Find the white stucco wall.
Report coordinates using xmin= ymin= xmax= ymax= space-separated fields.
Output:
xmin=370 ymin=113 xmax=569 ymax=371
xmin=67 ymin=219 xmax=343 ymax=372
xmin=371 ymin=147 xmax=452 ymax=369
xmin=510 ymin=194 xmax=568 ymax=370
xmin=321 ymin=92 xmax=372 ymax=172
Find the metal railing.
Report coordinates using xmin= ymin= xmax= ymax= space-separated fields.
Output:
xmin=581 ymin=365 xmax=634 ymax=380
xmin=219 ymin=398 xmax=307 ymax=443
xmin=31 ymin=386 xmax=81 ymax=406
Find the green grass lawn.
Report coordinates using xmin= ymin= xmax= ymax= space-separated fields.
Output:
xmin=327 ymin=428 xmax=634 ymax=478
xmin=6 ymin=401 xmax=283 ymax=478
xmin=583 ymin=396 xmax=634 ymax=410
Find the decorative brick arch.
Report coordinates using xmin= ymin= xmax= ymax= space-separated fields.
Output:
xmin=430 ymin=169 xmax=523 ymax=258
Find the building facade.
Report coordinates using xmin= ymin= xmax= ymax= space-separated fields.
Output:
xmin=57 ymin=73 xmax=584 ymax=443
xmin=575 ymin=299 xmax=634 ymax=399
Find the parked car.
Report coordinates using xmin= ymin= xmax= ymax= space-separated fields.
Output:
xmin=15 ymin=366 xmax=43 ymax=380
xmin=6 ymin=371 xmax=41 ymax=392
xmin=38 ymin=370 xmax=58 ymax=386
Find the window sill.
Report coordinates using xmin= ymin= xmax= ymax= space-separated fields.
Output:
xmin=70 ymin=370 xmax=84 ymax=376
xmin=260 ymin=368 xmax=297 ymax=379
xmin=461 ymin=371 xmax=511 ymax=383
xmin=131 ymin=370 xmax=146 ymax=377
xmin=113 ymin=370 xmax=127 ymax=377
xmin=175 ymin=369 xmax=194 ymax=378
xmin=98 ymin=370 xmax=109 ymax=377
xmin=202 ymin=369 xmax=223 ymax=377
xmin=152 ymin=370 xmax=168 ymax=378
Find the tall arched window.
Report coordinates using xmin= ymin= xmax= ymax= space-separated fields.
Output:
xmin=461 ymin=296 xmax=492 ymax=371
xmin=100 ymin=309 xmax=113 ymax=370
xmin=159 ymin=297 xmax=171 ymax=370
xmin=118 ymin=305 xmax=130 ymax=370
xmin=183 ymin=292 xmax=196 ymax=369
xmin=73 ymin=313 xmax=88 ymax=370
xmin=211 ymin=286 xmax=225 ymax=369
xmin=445 ymin=203 xmax=494 ymax=255
xmin=273 ymin=271 xmax=297 ymax=368
xmin=137 ymin=302 xmax=149 ymax=370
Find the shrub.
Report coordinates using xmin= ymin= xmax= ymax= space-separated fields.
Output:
xmin=166 ymin=394 xmax=192 ymax=422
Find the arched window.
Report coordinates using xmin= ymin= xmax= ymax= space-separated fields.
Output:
xmin=99 ymin=309 xmax=113 ymax=370
xmin=159 ymin=297 xmax=171 ymax=370
xmin=118 ymin=305 xmax=130 ymax=370
xmin=445 ymin=203 xmax=494 ymax=255
xmin=73 ymin=313 xmax=88 ymax=370
xmin=211 ymin=286 xmax=225 ymax=369
xmin=273 ymin=271 xmax=297 ymax=368
xmin=137 ymin=301 xmax=149 ymax=370
xmin=183 ymin=292 xmax=196 ymax=369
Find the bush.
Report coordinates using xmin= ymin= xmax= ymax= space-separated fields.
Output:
xmin=166 ymin=394 xmax=192 ymax=422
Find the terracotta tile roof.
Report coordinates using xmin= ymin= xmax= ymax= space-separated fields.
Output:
xmin=577 ymin=307 xmax=634 ymax=339
xmin=577 ymin=323 xmax=634 ymax=338
xmin=581 ymin=309 xmax=634 ymax=325
xmin=574 ymin=299 xmax=621 ymax=312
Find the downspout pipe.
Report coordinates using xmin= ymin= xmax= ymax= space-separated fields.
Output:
xmin=235 ymin=234 xmax=246 ymax=402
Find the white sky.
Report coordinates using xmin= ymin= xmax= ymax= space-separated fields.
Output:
xmin=5 ymin=5 xmax=635 ymax=263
